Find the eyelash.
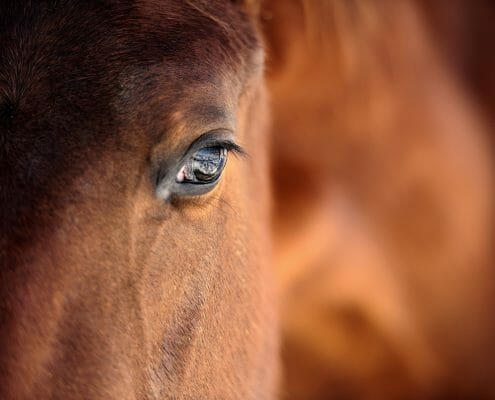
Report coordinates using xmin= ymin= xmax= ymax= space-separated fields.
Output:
xmin=188 ymin=138 xmax=245 ymax=158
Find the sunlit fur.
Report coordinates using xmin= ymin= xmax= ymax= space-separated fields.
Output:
xmin=263 ymin=1 xmax=495 ymax=398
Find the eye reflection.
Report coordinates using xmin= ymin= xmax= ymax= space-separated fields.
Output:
xmin=155 ymin=131 xmax=244 ymax=201
xmin=176 ymin=146 xmax=227 ymax=184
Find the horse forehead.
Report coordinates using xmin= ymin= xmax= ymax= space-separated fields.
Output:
xmin=0 ymin=1 xmax=258 ymax=103
xmin=0 ymin=1 xmax=260 ymax=244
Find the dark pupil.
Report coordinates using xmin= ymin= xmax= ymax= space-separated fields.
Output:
xmin=190 ymin=147 xmax=226 ymax=182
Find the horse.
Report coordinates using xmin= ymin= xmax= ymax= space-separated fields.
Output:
xmin=0 ymin=1 xmax=277 ymax=398
xmin=1 ymin=1 xmax=495 ymax=399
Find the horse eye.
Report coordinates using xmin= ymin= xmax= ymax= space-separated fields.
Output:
xmin=155 ymin=132 xmax=242 ymax=201
xmin=176 ymin=146 xmax=228 ymax=185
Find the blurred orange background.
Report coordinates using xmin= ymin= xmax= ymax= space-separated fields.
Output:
xmin=261 ymin=1 xmax=495 ymax=398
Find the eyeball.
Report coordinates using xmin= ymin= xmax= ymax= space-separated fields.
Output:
xmin=176 ymin=146 xmax=227 ymax=185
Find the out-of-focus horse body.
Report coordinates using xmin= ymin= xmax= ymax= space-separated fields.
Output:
xmin=264 ymin=1 xmax=495 ymax=398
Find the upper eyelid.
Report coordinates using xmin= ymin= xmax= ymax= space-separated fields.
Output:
xmin=181 ymin=130 xmax=247 ymax=161
xmin=208 ymin=140 xmax=246 ymax=157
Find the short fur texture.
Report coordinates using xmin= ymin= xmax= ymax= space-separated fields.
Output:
xmin=0 ymin=1 xmax=277 ymax=399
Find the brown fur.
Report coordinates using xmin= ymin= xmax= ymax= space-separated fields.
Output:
xmin=1 ymin=1 xmax=495 ymax=399
xmin=0 ymin=1 xmax=277 ymax=399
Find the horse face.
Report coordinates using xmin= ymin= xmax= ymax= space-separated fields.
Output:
xmin=0 ymin=1 xmax=277 ymax=398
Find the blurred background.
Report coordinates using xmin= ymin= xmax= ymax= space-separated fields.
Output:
xmin=259 ymin=1 xmax=495 ymax=399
